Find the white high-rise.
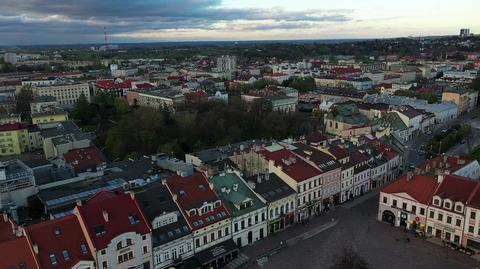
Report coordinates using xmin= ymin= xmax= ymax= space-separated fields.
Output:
xmin=217 ymin=55 xmax=237 ymax=73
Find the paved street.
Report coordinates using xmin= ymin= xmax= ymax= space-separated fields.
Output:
xmin=241 ymin=193 xmax=480 ymax=269
xmin=405 ymin=110 xmax=480 ymax=168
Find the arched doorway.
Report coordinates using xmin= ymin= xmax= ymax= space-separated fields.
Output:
xmin=247 ymin=231 xmax=253 ymax=244
xmin=382 ymin=210 xmax=395 ymax=225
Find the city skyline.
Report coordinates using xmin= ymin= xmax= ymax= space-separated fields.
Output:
xmin=0 ymin=0 xmax=479 ymax=45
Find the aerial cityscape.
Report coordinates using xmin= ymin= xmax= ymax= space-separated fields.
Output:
xmin=1 ymin=1 xmax=480 ymax=269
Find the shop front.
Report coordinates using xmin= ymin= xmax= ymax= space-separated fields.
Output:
xmin=269 ymin=212 xmax=295 ymax=234
xmin=195 ymin=239 xmax=239 ymax=269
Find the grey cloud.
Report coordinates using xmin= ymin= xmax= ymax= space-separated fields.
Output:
xmin=0 ymin=0 xmax=353 ymax=44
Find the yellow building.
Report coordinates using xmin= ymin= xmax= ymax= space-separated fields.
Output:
xmin=31 ymin=109 xmax=69 ymax=125
xmin=0 ymin=123 xmax=29 ymax=156
xmin=442 ymin=89 xmax=470 ymax=114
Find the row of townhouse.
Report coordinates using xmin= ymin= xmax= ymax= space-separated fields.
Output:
xmin=377 ymin=155 xmax=480 ymax=252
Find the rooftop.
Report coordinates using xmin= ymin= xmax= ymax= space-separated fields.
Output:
xmin=246 ymin=173 xmax=296 ymax=203
xmin=382 ymin=174 xmax=439 ymax=204
xmin=63 ymin=146 xmax=107 ymax=174
xmin=210 ymin=173 xmax=265 ymax=218
xmin=76 ymin=191 xmax=151 ymax=250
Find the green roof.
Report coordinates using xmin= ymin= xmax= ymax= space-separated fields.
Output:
xmin=210 ymin=173 xmax=265 ymax=217
xmin=327 ymin=103 xmax=368 ymax=125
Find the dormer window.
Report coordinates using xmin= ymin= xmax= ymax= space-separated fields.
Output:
xmin=188 ymin=209 xmax=197 ymax=216
xmin=444 ymin=202 xmax=451 ymax=209
xmin=80 ymin=244 xmax=88 ymax=254
xmin=49 ymin=254 xmax=58 ymax=265
xmin=455 ymin=204 xmax=463 ymax=212
xmin=128 ymin=214 xmax=140 ymax=225
xmin=54 ymin=228 xmax=61 ymax=236
xmin=214 ymin=200 xmax=221 ymax=208
xmin=433 ymin=199 xmax=440 ymax=206
xmin=62 ymin=250 xmax=71 ymax=261
xmin=95 ymin=225 xmax=106 ymax=236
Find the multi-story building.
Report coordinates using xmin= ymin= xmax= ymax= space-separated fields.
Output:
xmin=0 ymin=123 xmax=29 ymax=156
xmin=259 ymin=145 xmax=323 ymax=221
xmin=292 ymin=142 xmax=342 ymax=208
xmin=136 ymin=182 xmax=194 ymax=269
xmin=246 ymin=173 xmax=296 ymax=234
xmin=126 ymin=89 xmax=185 ymax=112
xmin=442 ymin=88 xmax=472 ymax=115
xmin=351 ymin=151 xmax=371 ymax=197
xmin=31 ymin=108 xmax=69 ymax=125
xmin=164 ymin=173 xmax=238 ymax=269
xmin=416 ymin=155 xmax=480 ymax=180
xmin=210 ymin=172 xmax=268 ymax=248
xmin=30 ymin=95 xmax=58 ymax=113
xmin=74 ymin=191 xmax=153 ymax=269
xmin=25 ymin=215 xmax=95 ymax=269
xmin=463 ymin=191 xmax=480 ymax=251
xmin=378 ymin=173 xmax=438 ymax=230
xmin=217 ymin=55 xmax=237 ymax=73
xmin=0 ymin=159 xmax=35 ymax=210
xmin=391 ymin=106 xmax=422 ymax=140
xmin=426 ymin=175 xmax=478 ymax=246
xmin=322 ymin=145 xmax=354 ymax=203
xmin=324 ymin=103 xmax=371 ymax=138
xmin=32 ymin=81 xmax=90 ymax=108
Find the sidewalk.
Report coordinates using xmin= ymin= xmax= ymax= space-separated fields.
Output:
xmin=241 ymin=210 xmax=341 ymax=262
xmin=340 ymin=188 xmax=380 ymax=210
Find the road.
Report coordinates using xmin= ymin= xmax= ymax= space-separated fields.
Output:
xmin=242 ymin=193 xmax=479 ymax=269
xmin=404 ymin=109 xmax=480 ymax=168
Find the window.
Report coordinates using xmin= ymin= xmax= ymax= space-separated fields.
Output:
xmin=62 ymin=250 xmax=70 ymax=261
xmin=411 ymin=205 xmax=416 ymax=214
xmin=100 ymin=249 xmax=106 ymax=255
xmin=234 ymin=222 xmax=238 ymax=232
xmin=429 ymin=211 xmax=434 ymax=218
xmin=456 ymin=219 xmax=462 ymax=227
xmin=392 ymin=199 xmax=397 ymax=207
xmin=383 ymin=196 xmax=387 ymax=204
xmin=203 ymin=235 xmax=207 ymax=244
xmin=420 ymin=208 xmax=425 ymax=215
xmin=444 ymin=202 xmax=451 ymax=208
xmin=49 ymin=254 xmax=58 ymax=265
xmin=469 ymin=226 xmax=474 ymax=233
xmin=126 ymin=239 xmax=133 ymax=246
xmin=433 ymin=199 xmax=440 ymax=206
xmin=117 ymin=242 xmax=123 ymax=250
xmin=18 ymin=263 xmax=26 ymax=269
xmin=225 ymin=227 xmax=229 ymax=236
xmin=143 ymin=246 xmax=148 ymax=254
xmin=102 ymin=261 xmax=107 ymax=269
xmin=446 ymin=216 xmax=452 ymax=224
xmin=128 ymin=214 xmax=140 ymax=224
xmin=210 ymin=232 xmax=215 ymax=241
xmin=455 ymin=205 xmax=462 ymax=212
xmin=437 ymin=214 xmax=443 ymax=221
xmin=80 ymin=244 xmax=88 ymax=254
xmin=471 ymin=211 xmax=476 ymax=219
xmin=195 ymin=238 xmax=200 ymax=247
xmin=218 ymin=230 xmax=222 ymax=238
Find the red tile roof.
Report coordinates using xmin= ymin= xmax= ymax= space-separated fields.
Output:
xmin=418 ymin=156 xmax=474 ymax=175
xmin=0 ymin=236 xmax=40 ymax=269
xmin=63 ymin=146 xmax=107 ymax=174
xmin=95 ymin=79 xmax=136 ymax=90
xmin=259 ymin=148 xmax=321 ymax=182
xmin=433 ymin=175 xmax=480 ymax=204
xmin=134 ymin=83 xmax=155 ymax=89
xmin=76 ymin=191 xmax=151 ymax=250
xmin=382 ymin=175 xmax=439 ymax=204
xmin=328 ymin=145 xmax=350 ymax=160
xmin=0 ymin=123 xmax=27 ymax=132
xmin=165 ymin=173 xmax=230 ymax=230
xmin=25 ymin=215 xmax=94 ymax=268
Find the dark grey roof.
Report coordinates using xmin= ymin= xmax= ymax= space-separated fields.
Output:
xmin=191 ymin=139 xmax=272 ymax=164
xmin=247 ymin=173 xmax=295 ymax=203
xmin=39 ymin=121 xmax=80 ymax=138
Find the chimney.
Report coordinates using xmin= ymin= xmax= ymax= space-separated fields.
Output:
xmin=437 ymin=174 xmax=444 ymax=183
xmin=172 ymin=194 xmax=177 ymax=201
xmin=32 ymin=243 xmax=39 ymax=254
xmin=102 ymin=211 xmax=109 ymax=222
xmin=76 ymin=200 xmax=82 ymax=207
xmin=406 ymin=171 xmax=414 ymax=182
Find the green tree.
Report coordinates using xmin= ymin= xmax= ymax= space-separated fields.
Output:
xmin=16 ymin=86 xmax=34 ymax=119
xmin=113 ymin=97 xmax=129 ymax=114
xmin=72 ymin=94 xmax=94 ymax=125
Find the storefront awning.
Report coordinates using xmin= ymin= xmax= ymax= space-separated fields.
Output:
xmin=196 ymin=239 xmax=238 ymax=265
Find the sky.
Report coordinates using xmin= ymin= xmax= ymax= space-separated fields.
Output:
xmin=0 ymin=0 xmax=479 ymax=45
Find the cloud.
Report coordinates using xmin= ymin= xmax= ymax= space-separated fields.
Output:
xmin=0 ymin=0 xmax=353 ymax=44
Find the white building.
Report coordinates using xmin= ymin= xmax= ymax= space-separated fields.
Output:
xmin=211 ymin=172 xmax=268 ymax=248
xmin=136 ymin=182 xmax=194 ymax=269
xmin=32 ymin=80 xmax=90 ymax=108
xmin=217 ymin=55 xmax=237 ymax=73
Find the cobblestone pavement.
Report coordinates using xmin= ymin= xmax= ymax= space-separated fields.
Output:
xmin=241 ymin=193 xmax=480 ymax=269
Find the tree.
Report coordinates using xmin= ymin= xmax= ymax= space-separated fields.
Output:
xmin=469 ymin=76 xmax=480 ymax=106
xmin=330 ymin=248 xmax=370 ymax=269
xmin=113 ymin=97 xmax=129 ymax=115
xmin=72 ymin=94 xmax=95 ymax=125
xmin=16 ymin=86 xmax=33 ymax=119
